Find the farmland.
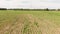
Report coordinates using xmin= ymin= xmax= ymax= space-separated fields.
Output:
xmin=0 ymin=10 xmax=60 ymax=34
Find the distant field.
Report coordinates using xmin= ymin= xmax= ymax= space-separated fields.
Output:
xmin=0 ymin=10 xmax=60 ymax=34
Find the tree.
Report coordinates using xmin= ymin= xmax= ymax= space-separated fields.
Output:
xmin=46 ymin=8 xmax=49 ymax=11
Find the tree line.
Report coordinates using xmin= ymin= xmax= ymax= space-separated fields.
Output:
xmin=0 ymin=8 xmax=60 ymax=11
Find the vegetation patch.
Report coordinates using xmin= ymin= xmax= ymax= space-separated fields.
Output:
xmin=0 ymin=11 xmax=60 ymax=34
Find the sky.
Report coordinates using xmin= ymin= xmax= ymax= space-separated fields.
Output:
xmin=0 ymin=0 xmax=60 ymax=9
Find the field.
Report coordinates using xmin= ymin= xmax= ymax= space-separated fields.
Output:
xmin=0 ymin=10 xmax=60 ymax=34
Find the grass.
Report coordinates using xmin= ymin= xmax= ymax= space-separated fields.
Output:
xmin=0 ymin=10 xmax=60 ymax=34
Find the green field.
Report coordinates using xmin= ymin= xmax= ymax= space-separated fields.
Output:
xmin=0 ymin=10 xmax=60 ymax=34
